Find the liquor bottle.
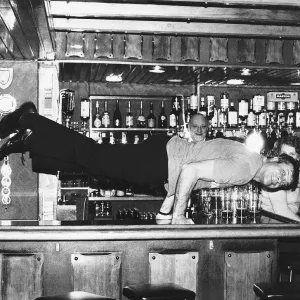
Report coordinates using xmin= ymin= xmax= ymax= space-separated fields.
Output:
xmin=207 ymin=95 xmax=215 ymax=120
xmin=147 ymin=102 xmax=156 ymax=128
xmin=199 ymin=97 xmax=207 ymax=117
xmin=286 ymin=102 xmax=296 ymax=128
xmin=113 ymin=99 xmax=122 ymax=128
xmin=277 ymin=101 xmax=286 ymax=128
xmin=125 ymin=100 xmax=134 ymax=128
xmin=296 ymin=101 xmax=300 ymax=128
xmin=227 ymin=102 xmax=238 ymax=128
xmin=158 ymin=100 xmax=167 ymax=128
xmin=169 ymin=97 xmax=180 ymax=129
xmin=211 ymin=106 xmax=218 ymax=128
xmin=80 ymin=98 xmax=90 ymax=136
xmin=267 ymin=100 xmax=276 ymax=127
xmin=190 ymin=93 xmax=198 ymax=115
xmin=80 ymin=98 xmax=90 ymax=122
xmin=247 ymin=99 xmax=255 ymax=128
xmin=101 ymin=100 xmax=110 ymax=128
xmin=253 ymin=94 xmax=264 ymax=114
xmin=238 ymin=99 xmax=248 ymax=125
xmin=220 ymin=92 xmax=229 ymax=111
xmin=137 ymin=100 xmax=146 ymax=128
xmin=93 ymin=101 xmax=102 ymax=128
xmin=185 ymin=103 xmax=192 ymax=124
xmin=258 ymin=106 xmax=267 ymax=128
xmin=218 ymin=107 xmax=227 ymax=128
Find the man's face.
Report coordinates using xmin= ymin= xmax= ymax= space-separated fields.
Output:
xmin=280 ymin=144 xmax=299 ymax=160
xmin=189 ymin=115 xmax=208 ymax=143
xmin=262 ymin=162 xmax=293 ymax=189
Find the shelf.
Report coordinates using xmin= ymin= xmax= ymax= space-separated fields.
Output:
xmin=89 ymin=196 xmax=164 ymax=201
xmin=90 ymin=128 xmax=173 ymax=132
xmin=60 ymin=187 xmax=89 ymax=190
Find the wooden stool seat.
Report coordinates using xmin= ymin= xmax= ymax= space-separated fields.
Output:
xmin=123 ymin=283 xmax=195 ymax=300
xmin=253 ymin=282 xmax=300 ymax=300
xmin=35 ymin=291 xmax=116 ymax=300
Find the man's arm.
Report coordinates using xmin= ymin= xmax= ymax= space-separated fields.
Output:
xmin=267 ymin=190 xmax=300 ymax=222
xmin=172 ymin=160 xmax=215 ymax=224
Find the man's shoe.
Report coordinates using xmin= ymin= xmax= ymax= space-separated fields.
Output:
xmin=0 ymin=101 xmax=37 ymax=139
xmin=0 ymin=129 xmax=31 ymax=161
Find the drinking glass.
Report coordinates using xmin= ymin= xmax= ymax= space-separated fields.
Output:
xmin=210 ymin=188 xmax=222 ymax=216
xmin=236 ymin=186 xmax=248 ymax=218
xmin=222 ymin=188 xmax=233 ymax=219
xmin=248 ymin=185 xmax=261 ymax=217
xmin=202 ymin=189 xmax=211 ymax=216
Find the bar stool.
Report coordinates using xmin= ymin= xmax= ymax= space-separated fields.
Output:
xmin=35 ymin=291 xmax=116 ymax=300
xmin=253 ymin=282 xmax=300 ymax=300
xmin=123 ymin=283 xmax=195 ymax=300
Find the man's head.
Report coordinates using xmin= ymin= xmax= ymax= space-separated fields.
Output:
xmin=272 ymin=136 xmax=300 ymax=160
xmin=258 ymin=154 xmax=299 ymax=191
xmin=188 ymin=113 xmax=208 ymax=142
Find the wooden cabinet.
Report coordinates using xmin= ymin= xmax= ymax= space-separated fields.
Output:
xmin=0 ymin=237 xmax=277 ymax=300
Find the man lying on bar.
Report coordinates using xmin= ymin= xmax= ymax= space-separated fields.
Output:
xmin=260 ymin=135 xmax=300 ymax=222
xmin=0 ymin=102 xmax=298 ymax=225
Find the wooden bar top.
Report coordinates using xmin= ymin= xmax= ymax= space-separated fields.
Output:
xmin=0 ymin=217 xmax=298 ymax=241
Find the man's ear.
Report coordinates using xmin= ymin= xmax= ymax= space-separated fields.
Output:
xmin=268 ymin=156 xmax=279 ymax=162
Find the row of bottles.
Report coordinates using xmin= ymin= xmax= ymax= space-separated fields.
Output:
xmin=92 ymin=99 xmax=171 ymax=129
xmin=61 ymin=90 xmax=300 ymax=140
xmin=196 ymin=93 xmax=300 ymax=130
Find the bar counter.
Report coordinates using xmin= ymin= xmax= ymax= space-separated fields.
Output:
xmin=0 ymin=211 xmax=299 ymax=300
xmin=0 ymin=210 xmax=299 ymax=241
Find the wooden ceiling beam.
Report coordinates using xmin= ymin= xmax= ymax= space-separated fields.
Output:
xmin=49 ymin=2 xmax=300 ymax=25
xmin=47 ymin=0 xmax=300 ymax=8
xmin=53 ymin=19 xmax=300 ymax=39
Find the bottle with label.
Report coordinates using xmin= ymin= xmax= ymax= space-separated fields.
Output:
xmin=137 ymin=100 xmax=146 ymax=128
xmin=247 ymin=99 xmax=256 ymax=128
xmin=253 ymin=95 xmax=264 ymax=114
xmin=158 ymin=100 xmax=167 ymax=128
xmin=277 ymin=101 xmax=286 ymax=128
xmin=101 ymin=100 xmax=110 ymax=128
xmin=207 ymin=95 xmax=215 ymax=120
xmin=113 ymin=99 xmax=122 ymax=128
xmin=147 ymin=102 xmax=156 ymax=128
xmin=238 ymin=99 xmax=249 ymax=125
xmin=211 ymin=106 xmax=219 ymax=128
xmin=199 ymin=97 xmax=207 ymax=117
xmin=296 ymin=101 xmax=300 ymax=128
xmin=169 ymin=97 xmax=180 ymax=129
xmin=190 ymin=93 xmax=198 ymax=115
xmin=286 ymin=102 xmax=296 ymax=128
xmin=258 ymin=106 xmax=267 ymax=128
xmin=218 ymin=107 xmax=227 ymax=128
xmin=80 ymin=98 xmax=90 ymax=122
xmin=80 ymin=98 xmax=90 ymax=136
xmin=93 ymin=101 xmax=102 ymax=128
xmin=185 ymin=102 xmax=192 ymax=125
xmin=267 ymin=100 xmax=276 ymax=127
xmin=227 ymin=102 xmax=238 ymax=128
xmin=125 ymin=100 xmax=134 ymax=128
xmin=220 ymin=92 xmax=229 ymax=111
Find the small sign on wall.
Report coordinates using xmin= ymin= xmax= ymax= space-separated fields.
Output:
xmin=267 ymin=92 xmax=298 ymax=102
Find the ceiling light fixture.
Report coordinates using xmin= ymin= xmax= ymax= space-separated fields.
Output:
xmin=241 ymin=68 xmax=251 ymax=76
xmin=105 ymin=73 xmax=123 ymax=82
xmin=168 ymin=78 xmax=183 ymax=83
xmin=227 ymin=79 xmax=244 ymax=85
xmin=290 ymin=82 xmax=300 ymax=86
xmin=149 ymin=65 xmax=165 ymax=73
